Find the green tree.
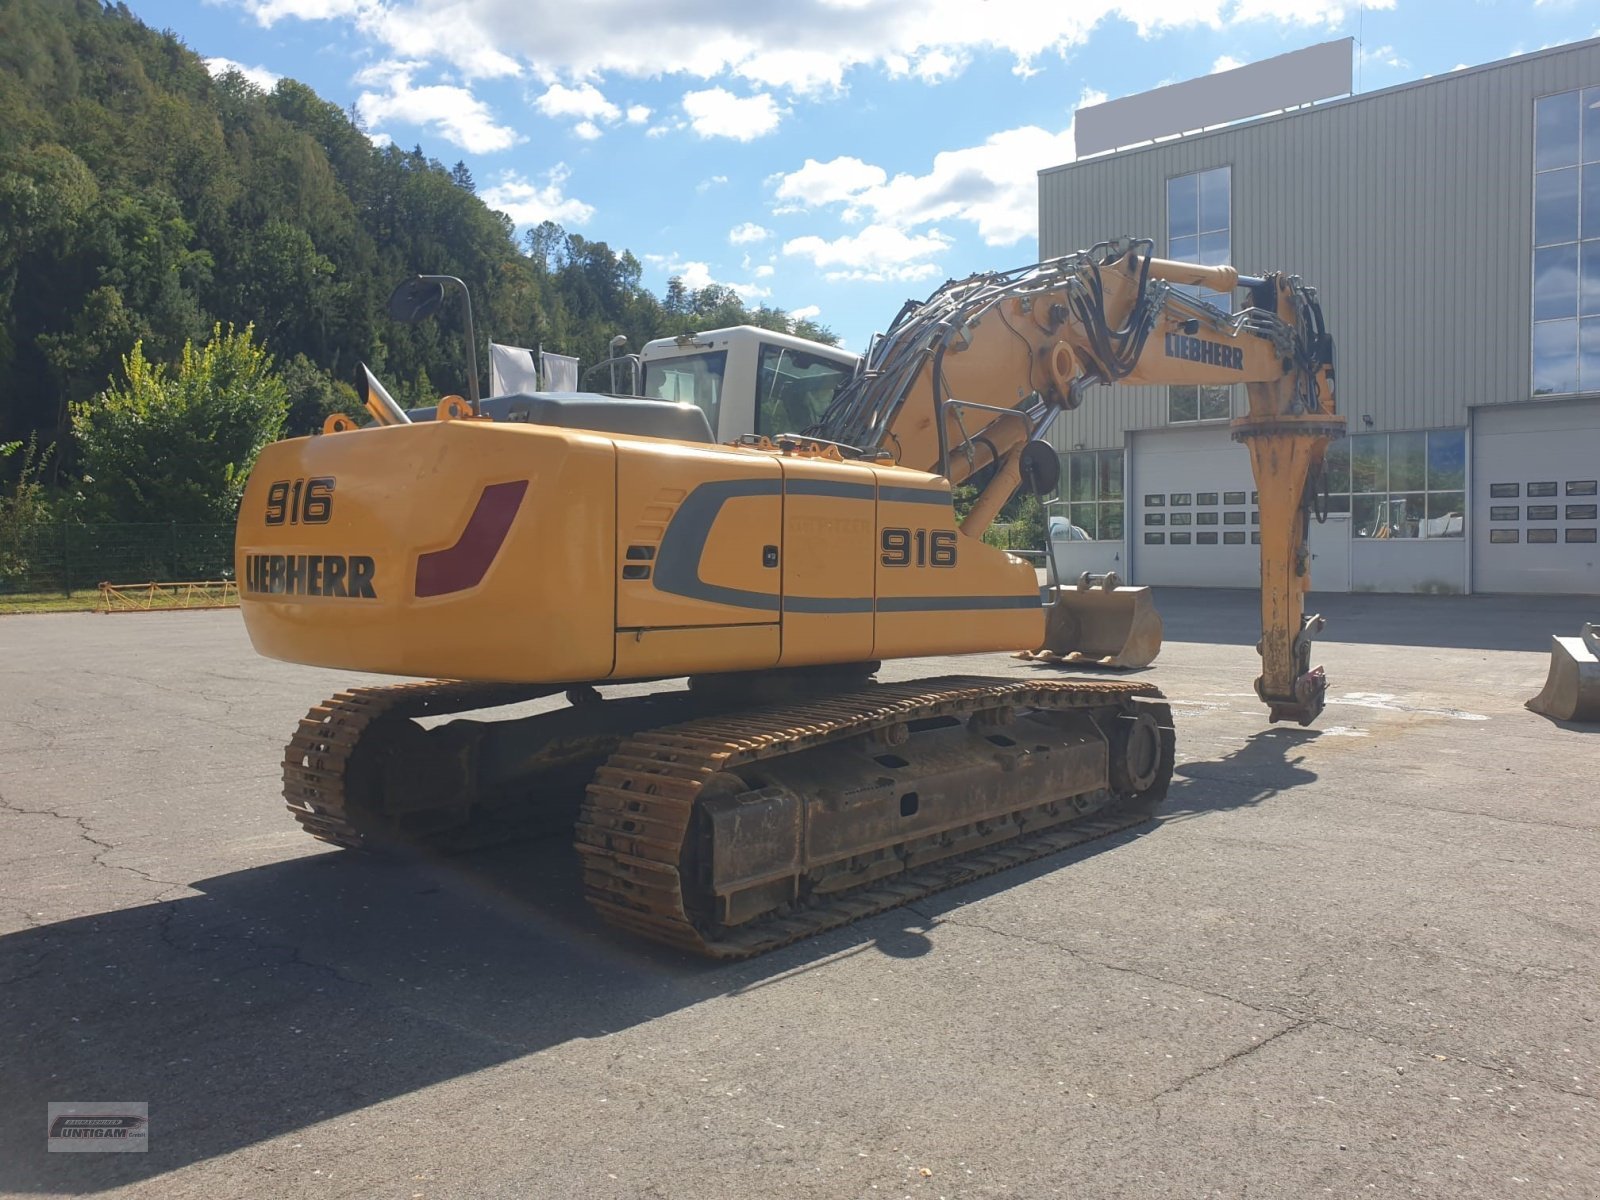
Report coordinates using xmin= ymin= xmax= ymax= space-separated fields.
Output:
xmin=0 ymin=433 xmax=51 ymax=584
xmin=71 ymin=323 xmax=287 ymax=522
xmin=279 ymin=352 xmax=361 ymax=436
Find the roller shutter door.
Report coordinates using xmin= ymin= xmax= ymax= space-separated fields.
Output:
xmin=1472 ymin=400 xmax=1600 ymax=595
xmin=1128 ymin=426 xmax=1260 ymax=587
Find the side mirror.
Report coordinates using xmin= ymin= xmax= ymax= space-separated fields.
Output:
xmin=387 ymin=277 xmax=445 ymax=324
xmin=1019 ymin=439 xmax=1061 ymax=497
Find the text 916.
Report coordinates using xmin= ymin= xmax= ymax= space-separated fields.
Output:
xmin=881 ymin=527 xmax=957 ymax=567
xmin=265 ymin=477 xmax=335 ymax=525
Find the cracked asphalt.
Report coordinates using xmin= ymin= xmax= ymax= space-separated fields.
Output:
xmin=1 ymin=589 xmax=1596 ymax=1199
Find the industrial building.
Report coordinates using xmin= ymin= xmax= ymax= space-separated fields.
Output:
xmin=1039 ymin=36 xmax=1600 ymax=595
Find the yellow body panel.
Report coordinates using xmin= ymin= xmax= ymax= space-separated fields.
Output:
xmin=615 ymin=442 xmax=781 ymax=629
xmin=615 ymin=623 xmax=780 ymax=678
xmin=871 ymin=482 xmax=1041 ymax=660
xmin=778 ymin=457 xmax=876 ymax=667
xmin=237 ymin=420 xmax=1045 ymax=685
xmin=238 ymin=419 xmax=617 ymax=682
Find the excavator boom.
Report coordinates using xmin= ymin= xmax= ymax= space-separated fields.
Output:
xmin=810 ymin=238 xmax=1341 ymax=721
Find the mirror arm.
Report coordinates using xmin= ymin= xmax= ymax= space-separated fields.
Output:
xmin=416 ymin=275 xmax=481 ymax=414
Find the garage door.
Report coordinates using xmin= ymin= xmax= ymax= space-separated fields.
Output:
xmin=1472 ymin=399 xmax=1600 ymax=595
xmin=1129 ymin=426 xmax=1260 ymax=587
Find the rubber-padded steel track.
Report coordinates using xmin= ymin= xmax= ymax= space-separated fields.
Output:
xmin=575 ymin=676 xmax=1173 ymax=958
xmin=283 ymin=680 xmax=560 ymax=848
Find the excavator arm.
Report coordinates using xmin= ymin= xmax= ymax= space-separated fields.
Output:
xmin=814 ymin=237 xmax=1343 ymax=725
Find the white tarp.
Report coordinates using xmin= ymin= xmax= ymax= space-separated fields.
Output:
xmin=540 ymin=350 xmax=579 ymax=393
xmin=488 ymin=342 xmax=540 ymax=396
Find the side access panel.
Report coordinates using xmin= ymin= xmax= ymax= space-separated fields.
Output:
xmin=614 ymin=440 xmax=781 ymax=678
xmin=871 ymin=473 xmax=1044 ymax=660
xmin=778 ymin=458 xmax=876 ymax=667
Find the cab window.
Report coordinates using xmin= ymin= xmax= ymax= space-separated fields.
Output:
xmin=642 ymin=350 xmax=727 ymax=432
xmin=755 ymin=344 xmax=851 ymax=436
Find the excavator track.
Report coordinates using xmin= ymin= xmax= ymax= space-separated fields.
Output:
xmin=576 ymin=676 xmax=1174 ymax=959
xmin=283 ymin=679 xmax=561 ymax=848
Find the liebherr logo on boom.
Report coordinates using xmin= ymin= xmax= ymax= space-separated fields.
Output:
xmin=1164 ymin=332 xmax=1244 ymax=370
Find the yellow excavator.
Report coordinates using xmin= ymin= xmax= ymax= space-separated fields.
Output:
xmin=237 ymin=237 xmax=1341 ymax=957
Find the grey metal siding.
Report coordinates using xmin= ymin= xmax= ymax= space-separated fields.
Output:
xmin=1038 ymin=37 xmax=1600 ymax=452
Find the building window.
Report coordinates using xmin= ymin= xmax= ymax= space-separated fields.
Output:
xmin=1321 ymin=430 xmax=1466 ymax=538
xmin=1167 ymin=166 xmax=1234 ymax=421
xmin=1056 ymin=449 xmax=1124 ymax=541
xmin=1169 ymin=384 xmax=1232 ymax=422
xmin=1532 ymin=87 xmax=1600 ymax=396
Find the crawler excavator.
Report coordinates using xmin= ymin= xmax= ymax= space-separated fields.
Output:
xmin=237 ymin=237 xmax=1341 ymax=957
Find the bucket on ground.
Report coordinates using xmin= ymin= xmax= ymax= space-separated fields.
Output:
xmin=1526 ymin=622 xmax=1600 ymax=723
xmin=1017 ymin=573 xmax=1164 ymax=669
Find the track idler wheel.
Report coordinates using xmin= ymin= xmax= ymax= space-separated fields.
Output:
xmin=1109 ymin=708 xmax=1163 ymax=796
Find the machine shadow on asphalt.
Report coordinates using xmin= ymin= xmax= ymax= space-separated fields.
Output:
xmin=0 ymin=730 xmax=1318 ymax=1194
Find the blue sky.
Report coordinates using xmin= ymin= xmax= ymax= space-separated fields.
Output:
xmin=143 ymin=1 xmax=1600 ymax=350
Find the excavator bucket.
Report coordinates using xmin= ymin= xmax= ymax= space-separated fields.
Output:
xmin=1018 ymin=574 xmax=1164 ymax=669
xmin=1526 ymin=623 xmax=1600 ymax=723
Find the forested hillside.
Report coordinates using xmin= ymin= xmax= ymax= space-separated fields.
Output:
xmin=0 ymin=0 xmax=834 ymax=471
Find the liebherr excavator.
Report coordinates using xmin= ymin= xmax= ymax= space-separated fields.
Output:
xmin=238 ymin=237 xmax=1341 ymax=957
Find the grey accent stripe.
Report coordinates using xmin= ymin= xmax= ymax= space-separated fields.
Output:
xmin=653 ymin=478 xmax=783 ymax=612
xmin=785 ymin=479 xmax=876 ymax=501
xmin=879 ymin=485 xmax=953 ymax=506
xmin=876 ymin=594 xmax=1043 ymax=612
xmin=654 ymin=477 xmax=1029 ymax=617
xmin=787 ymin=594 xmax=1041 ymax=614
xmin=784 ymin=595 xmax=875 ymax=614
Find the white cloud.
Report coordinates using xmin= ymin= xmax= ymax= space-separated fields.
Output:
xmin=729 ymin=222 xmax=771 ymax=245
xmin=355 ymin=61 xmax=519 ymax=154
xmin=535 ymin=83 xmax=624 ymax=139
xmin=625 ymin=104 xmax=652 ymax=124
xmin=645 ymin=254 xmax=771 ymax=301
xmin=350 ymin=4 xmax=521 ymax=78
xmin=1211 ymin=55 xmax=1244 ymax=73
xmin=682 ymin=87 xmax=782 ymax=140
xmin=907 ymin=48 xmax=965 ymax=84
xmin=535 ymin=82 xmax=620 ymax=123
xmin=203 ymin=56 xmax=281 ymax=91
xmin=790 ymin=305 xmax=821 ymax=322
xmin=481 ymin=165 xmax=595 ymax=227
xmin=773 ymin=157 xmax=888 ymax=210
xmin=1356 ymin=43 xmax=1409 ymax=69
xmin=782 ymin=224 xmax=950 ymax=283
xmin=696 ymin=175 xmax=730 ymax=194
xmin=772 ymin=100 xmax=1096 ymax=248
xmin=252 ymin=1 xmax=1391 ymax=93
xmin=243 ymin=0 xmax=360 ymax=24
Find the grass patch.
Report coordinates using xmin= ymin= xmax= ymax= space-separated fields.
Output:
xmin=0 ymin=591 xmax=103 ymax=613
xmin=0 ymin=588 xmax=240 ymax=614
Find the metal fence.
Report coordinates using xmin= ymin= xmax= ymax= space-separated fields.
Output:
xmin=0 ymin=523 xmax=236 ymax=597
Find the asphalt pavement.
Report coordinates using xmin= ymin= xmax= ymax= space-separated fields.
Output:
xmin=1 ymin=589 xmax=1595 ymax=1199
